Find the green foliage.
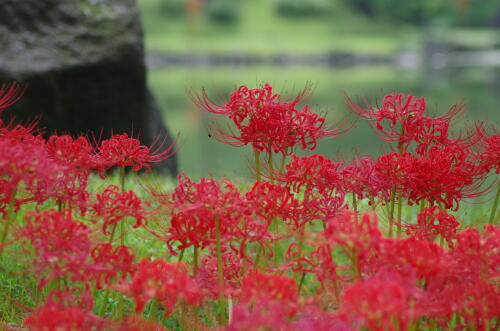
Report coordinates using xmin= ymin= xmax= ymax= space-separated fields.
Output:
xmin=206 ymin=0 xmax=241 ymax=24
xmin=160 ymin=0 xmax=185 ymax=17
xmin=345 ymin=0 xmax=448 ymax=24
xmin=275 ymin=0 xmax=331 ymax=18
xmin=345 ymin=0 xmax=500 ymax=27
xmin=456 ymin=1 xmax=500 ymax=27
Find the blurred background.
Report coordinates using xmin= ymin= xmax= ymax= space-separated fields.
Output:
xmin=138 ymin=0 xmax=500 ymax=178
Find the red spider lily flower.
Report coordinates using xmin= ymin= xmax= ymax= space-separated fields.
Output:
xmin=373 ymin=152 xmax=413 ymax=200
xmin=405 ymin=146 xmax=485 ymax=209
xmin=117 ymin=259 xmax=200 ymax=317
xmin=245 ymin=178 xmax=336 ymax=233
xmin=24 ymin=299 xmax=107 ymax=331
xmin=296 ymin=244 xmax=344 ymax=298
xmin=405 ymin=206 xmax=460 ymax=245
xmin=193 ymin=82 xmax=304 ymax=119
xmin=324 ymin=212 xmax=382 ymax=279
xmin=476 ymin=130 xmax=500 ymax=174
xmin=413 ymin=116 xmax=452 ymax=154
xmin=20 ymin=209 xmax=95 ymax=289
xmin=424 ymin=226 xmax=500 ymax=328
xmin=95 ymin=133 xmax=176 ymax=174
xmin=245 ymin=180 xmax=297 ymax=221
xmin=196 ymin=248 xmax=244 ymax=299
xmin=277 ymin=154 xmax=347 ymax=228
xmin=227 ymin=300 xmax=294 ymax=331
xmin=282 ymin=154 xmax=344 ymax=195
xmin=154 ymin=174 xmax=270 ymax=255
xmin=365 ymin=237 xmax=445 ymax=282
xmin=340 ymin=156 xmax=381 ymax=201
xmin=290 ymin=307 xmax=356 ymax=331
xmin=346 ymin=93 xmax=427 ymax=147
xmin=238 ymin=271 xmax=299 ymax=317
xmin=114 ymin=316 xmax=169 ymax=331
xmin=91 ymin=185 xmax=146 ymax=236
xmin=0 ymin=82 xmax=24 ymax=111
xmin=90 ymin=243 xmax=136 ymax=289
xmin=46 ymin=134 xmax=96 ymax=171
xmin=341 ymin=278 xmax=421 ymax=331
xmin=396 ymin=238 xmax=445 ymax=280
xmin=303 ymin=194 xmax=347 ymax=221
xmin=346 ymin=93 xmax=463 ymax=152
xmin=0 ymin=136 xmax=58 ymax=217
xmin=0 ymin=119 xmax=45 ymax=145
xmin=46 ymin=135 xmax=96 ymax=210
xmin=325 ymin=211 xmax=382 ymax=253
xmin=194 ymin=83 xmax=352 ymax=155
xmin=448 ymin=226 xmax=499 ymax=283
xmin=373 ymin=146 xmax=485 ymax=210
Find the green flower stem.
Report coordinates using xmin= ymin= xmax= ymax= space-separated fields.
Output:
xmin=419 ymin=199 xmax=426 ymax=214
xmin=193 ymin=245 xmax=199 ymax=275
xmin=279 ymin=152 xmax=287 ymax=175
xmin=0 ymin=186 xmax=17 ymax=259
xmin=254 ymin=245 xmax=262 ymax=271
xmin=108 ymin=222 xmax=119 ymax=244
xmin=370 ymin=196 xmax=377 ymax=213
xmin=254 ymin=149 xmax=261 ymax=182
xmin=297 ymin=229 xmax=306 ymax=296
xmin=297 ymin=272 xmax=307 ymax=296
xmin=98 ymin=222 xmax=120 ymax=316
xmin=178 ymin=248 xmax=185 ymax=263
xmin=119 ymin=166 xmax=126 ymax=246
xmin=389 ymin=186 xmax=396 ymax=237
xmin=489 ymin=181 xmax=500 ymax=225
xmin=268 ymin=150 xmax=274 ymax=185
xmin=352 ymin=193 xmax=358 ymax=215
xmin=215 ymin=216 xmax=225 ymax=325
xmin=266 ymin=147 xmax=280 ymax=266
xmin=148 ymin=300 xmax=159 ymax=321
xmin=119 ymin=166 xmax=126 ymax=192
xmin=273 ymin=218 xmax=279 ymax=267
xmin=397 ymin=190 xmax=403 ymax=238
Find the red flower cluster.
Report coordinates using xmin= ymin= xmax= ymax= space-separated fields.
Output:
xmin=46 ymin=135 xmax=95 ymax=209
xmin=194 ymin=83 xmax=351 ymax=155
xmin=20 ymin=210 xmax=95 ymax=289
xmin=405 ymin=206 xmax=460 ymax=245
xmin=1 ymin=83 xmax=499 ymax=331
xmin=24 ymin=300 xmax=107 ymax=331
xmin=90 ymin=243 xmax=136 ymax=289
xmin=95 ymin=133 xmax=176 ymax=174
xmin=341 ymin=278 xmax=419 ymax=331
xmin=155 ymin=175 xmax=274 ymax=254
xmin=118 ymin=259 xmax=200 ymax=316
xmin=346 ymin=93 xmax=461 ymax=152
xmin=91 ymin=185 xmax=146 ymax=236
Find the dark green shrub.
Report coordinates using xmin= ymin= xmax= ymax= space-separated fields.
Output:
xmin=206 ymin=0 xmax=240 ymax=24
xmin=456 ymin=1 xmax=500 ymax=27
xmin=275 ymin=0 xmax=331 ymax=18
xmin=160 ymin=0 xmax=185 ymax=17
xmin=344 ymin=0 xmax=499 ymax=27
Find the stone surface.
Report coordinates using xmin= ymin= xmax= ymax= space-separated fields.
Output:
xmin=0 ymin=0 xmax=177 ymax=174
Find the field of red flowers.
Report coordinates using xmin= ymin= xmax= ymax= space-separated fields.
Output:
xmin=0 ymin=82 xmax=498 ymax=330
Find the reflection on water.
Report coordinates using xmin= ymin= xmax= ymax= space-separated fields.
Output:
xmin=147 ymin=66 xmax=500 ymax=178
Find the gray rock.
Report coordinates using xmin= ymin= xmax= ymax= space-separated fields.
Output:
xmin=0 ymin=0 xmax=177 ymax=175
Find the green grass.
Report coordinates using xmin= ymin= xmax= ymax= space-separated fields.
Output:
xmin=138 ymin=0 xmax=418 ymax=55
